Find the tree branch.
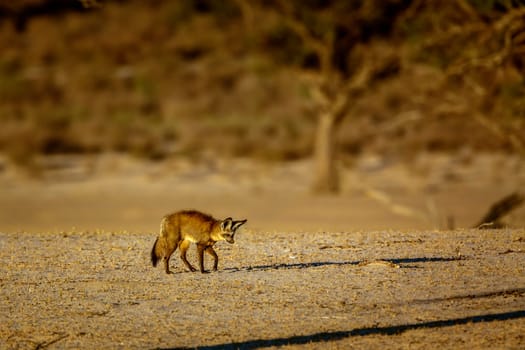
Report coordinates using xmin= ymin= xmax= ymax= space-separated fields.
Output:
xmin=493 ymin=6 xmax=525 ymax=32
xmin=331 ymin=50 xmax=400 ymax=124
xmin=331 ymin=63 xmax=372 ymax=123
xmin=274 ymin=0 xmax=334 ymax=76
xmin=475 ymin=192 xmax=524 ymax=229
xmin=455 ymin=0 xmax=483 ymax=22
xmin=473 ymin=114 xmax=525 ymax=153
xmin=233 ymin=0 xmax=255 ymax=33
xmin=447 ymin=6 xmax=525 ymax=75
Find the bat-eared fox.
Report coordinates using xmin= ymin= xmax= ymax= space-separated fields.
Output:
xmin=151 ymin=210 xmax=247 ymax=274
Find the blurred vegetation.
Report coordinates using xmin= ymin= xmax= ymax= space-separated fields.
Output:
xmin=0 ymin=0 xmax=523 ymax=168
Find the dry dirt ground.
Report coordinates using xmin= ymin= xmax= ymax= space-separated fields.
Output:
xmin=1 ymin=229 xmax=525 ymax=349
xmin=0 ymin=153 xmax=524 ymax=349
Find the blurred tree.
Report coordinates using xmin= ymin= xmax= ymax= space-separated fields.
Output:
xmin=404 ymin=0 xmax=525 ymax=153
xmin=0 ymin=0 xmax=90 ymax=31
xmin=240 ymin=0 xmax=406 ymax=193
xmin=402 ymin=1 xmax=525 ymax=228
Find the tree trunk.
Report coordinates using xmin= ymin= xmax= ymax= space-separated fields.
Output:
xmin=312 ymin=111 xmax=339 ymax=194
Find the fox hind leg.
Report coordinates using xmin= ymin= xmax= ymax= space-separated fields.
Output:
xmin=152 ymin=236 xmax=174 ymax=273
xmin=163 ymin=241 xmax=177 ymax=274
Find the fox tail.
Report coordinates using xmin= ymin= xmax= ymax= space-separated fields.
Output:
xmin=151 ymin=237 xmax=160 ymax=267
xmin=151 ymin=216 xmax=170 ymax=267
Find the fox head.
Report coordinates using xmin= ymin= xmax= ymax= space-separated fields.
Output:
xmin=219 ymin=217 xmax=247 ymax=244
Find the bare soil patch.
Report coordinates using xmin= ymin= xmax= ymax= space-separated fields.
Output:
xmin=1 ymin=229 xmax=525 ymax=349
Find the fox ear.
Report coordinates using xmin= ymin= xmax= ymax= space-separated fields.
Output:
xmin=232 ymin=219 xmax=247 ymax=231
xmin=221 ymin=217 xmax=233 ymax=230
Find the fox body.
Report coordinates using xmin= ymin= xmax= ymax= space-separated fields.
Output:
xmin=151 ymin=210 xmax=247 ymax=274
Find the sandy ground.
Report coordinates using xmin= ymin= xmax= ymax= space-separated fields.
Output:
xmin=0 ymin=152 xmax=523 ymax=233
xmin=0 ymin=153 xmax=524 ymax=349
xmin=1 ymin=229 xmax=525 ymax=349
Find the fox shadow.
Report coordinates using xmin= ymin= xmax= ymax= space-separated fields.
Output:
xmin=160 ymin=309 xmax=525 ymax=350
xmin=223 ymin=256 xmax=464 ymax=273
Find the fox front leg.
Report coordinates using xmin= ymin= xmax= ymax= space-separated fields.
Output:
xmin=197 ymin=244 xmax=209 ymax=273
xmin=179 ymin=240 xmax=197 ymax=272
xmin=205 ymin=247 xmax=219 ymax=271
